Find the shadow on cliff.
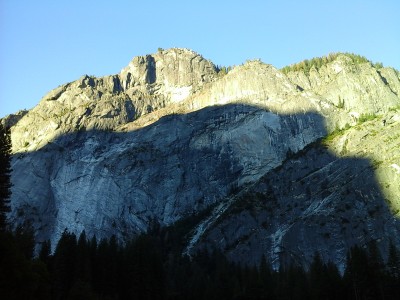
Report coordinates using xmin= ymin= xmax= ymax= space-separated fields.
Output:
xmin=200 ymin=136 xmax=400 ymax=269
xmin=9 ymin=103 xmax=400 ymax=263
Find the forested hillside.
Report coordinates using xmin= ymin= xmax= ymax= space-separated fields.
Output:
xmin=2 ymin=221 xmax=400 ymax=299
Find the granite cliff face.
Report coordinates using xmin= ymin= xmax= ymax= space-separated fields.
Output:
xmin=3 ymin=48 xmax=400 ymax=268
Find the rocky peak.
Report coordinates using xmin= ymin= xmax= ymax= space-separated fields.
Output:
xmin=9 ymin=49 xmax=400 ymax=153
xmin=9 ymin=48 xmax=218 ymax=152
xmin=120 ymin=48 xmax=218 ymax=102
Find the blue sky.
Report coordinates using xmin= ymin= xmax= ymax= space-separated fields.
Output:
xmin=1 ymin=0 xmax=399 ymax=118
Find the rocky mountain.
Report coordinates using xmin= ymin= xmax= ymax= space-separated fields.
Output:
xmin=3 ymin=48 xmax=400 ymax=269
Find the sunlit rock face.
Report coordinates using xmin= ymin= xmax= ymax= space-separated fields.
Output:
xmin=8 ymin=48 xmax=218 ymax=152
xmin=4 ymin=48 xmax=400 ymax=267
xmin=9 ymin=105 xmax=326 ymax=247
xmin=285 ymin=54 xmax=400 ymax=113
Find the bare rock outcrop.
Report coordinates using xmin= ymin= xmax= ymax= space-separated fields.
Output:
xmin=286 ymin=54 xmax=400 ymax=114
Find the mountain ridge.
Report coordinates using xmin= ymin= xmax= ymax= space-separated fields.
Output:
xmin=2 ymin=48 xmax=400 ymax=268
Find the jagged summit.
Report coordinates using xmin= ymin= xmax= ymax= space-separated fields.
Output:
xmin=119 ymin=47 xmax=218 ymax=102
xmin=5 ymin=48 xmax=400 ymax=153
xmin=7 ymin=48 xmax=218 ymax=152
xmin=3 ymin=48 xmax=400 ymax=268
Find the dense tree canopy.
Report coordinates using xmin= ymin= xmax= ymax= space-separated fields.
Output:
xmin=1 ymin=218 xmax=400 ymax=299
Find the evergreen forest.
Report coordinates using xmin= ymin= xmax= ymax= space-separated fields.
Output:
xmin=1 ymin=218 xmax=400 ymax=300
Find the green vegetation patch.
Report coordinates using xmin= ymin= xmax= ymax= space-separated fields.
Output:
xmin=321 ymin=123 xmax=351 ymax=146
xmin=357 ymin=113 xmax=378 ymax=124
xmin=281 ymin=53 xmax=383 ymax=75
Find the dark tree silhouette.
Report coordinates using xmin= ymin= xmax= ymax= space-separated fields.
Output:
xmin=0 ymin=123 xmax=12 ymax=232
xmin=52 ymin=230 xmax=78 ymax=298
xmin=39 ymin=239 xmax=52 ymax=264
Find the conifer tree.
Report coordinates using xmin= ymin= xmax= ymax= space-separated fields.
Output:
xmin=367 ymin=240 xmax=385 ymax=298
xmin=309 ymin=252 xmax=325 ymax=300
xmin=39 ymin=239 xmax=52 ymax=264
xmin=386 ymin=240 xmax=400 ymax=298
xmin=0 ymin=123 xmax=12 ymax=232
xmin=344 ymin=245 xmax=370 ymax=300
xmin=14 ymin=222 xmax=35 ymax=260
xmin=387 ymin=240 xmax=400 ymax=278
xmin=52 ymin=230 xmax=78 ymax=297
